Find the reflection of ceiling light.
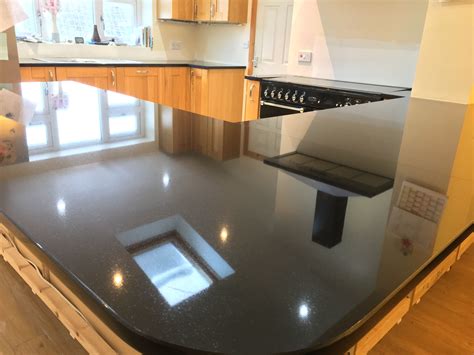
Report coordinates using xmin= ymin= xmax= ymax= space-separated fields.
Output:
xmin=113 ymin=272 xmax=124 ymax=288
xmin=299 ymin=304 xmax=309 ymax=319
xmin=220 ymin=227 xmax=228 ymax=243
xmin=56 ymin=199 xmax=66 ymax=216
xmin=162 ymin=173 xmax=170 ymax=187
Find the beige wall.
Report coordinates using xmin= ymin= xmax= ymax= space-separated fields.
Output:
xmin=412 ymin=1 xmax=474 ymax=104
xmin=287 ymin=0 xmax=428 ymax=87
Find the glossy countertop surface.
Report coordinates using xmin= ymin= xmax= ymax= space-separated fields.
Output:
xmin=246 ymin=74 xmax=410 ymax=95
xmin=0 ymin=82 xmax=473 ymax=353
xmin=20 ymin=58 xmax=246 ymax=69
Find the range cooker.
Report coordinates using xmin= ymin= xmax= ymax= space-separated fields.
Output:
xmin=259 ymin=78 xmax=405 ymax=118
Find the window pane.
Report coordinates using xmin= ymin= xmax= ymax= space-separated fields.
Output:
xmin=56 ymin=82 xmax=101 ymax=145
xmin=44 ymin=0 xmax=94 ymax=42
xmin=133 ymin=242 xmax=213 ymax=307
xmin=20 ymin=83 xmax=47 ymax=114
xmin=26 ymin=124 xmax=48 ymax=148
xmin=103 ymin=1 xmax=137 ymax=45
xmin=109 ymin=115 xmax=138 ymax=136
xmin=15 ymin=0 xmax=39 ymax=36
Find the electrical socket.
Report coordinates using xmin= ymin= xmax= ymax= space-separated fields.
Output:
xmin=170 ymin=41 xmax=182 ymax=50
xmin=298 ymin=51 xmax=312 ymax=64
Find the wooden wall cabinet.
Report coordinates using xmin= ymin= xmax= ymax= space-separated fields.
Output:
xmin=55 ymin=67 xmax=117 ymax=91
xmin=20 ymin=66 xmax=56 ymax=82
xmin=116 ymin=67 xmax=160 ymax=102
xmin=157 ymin=0 xmax=247 ymax=23
xmin=243 ymin=79 xmax=260 ymax=120
xmin=210 ymin=0 xmax=248 ymax=23
xmin=157 ymin=0 xmax=194 ymax=21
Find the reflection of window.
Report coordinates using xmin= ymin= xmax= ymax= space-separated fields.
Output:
xmin=26 ymin=123 xmax=48 ymax=148
xmin=133 ymin=240 xmax=213 ymax=307
xmin=21 ymin=82 xmax=145 ymax=154
xmin=16 ymin=0 xmax=140 ymax=45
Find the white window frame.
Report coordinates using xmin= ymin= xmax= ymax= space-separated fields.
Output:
xmin=17 ymin=0 xmax=141 ymax=45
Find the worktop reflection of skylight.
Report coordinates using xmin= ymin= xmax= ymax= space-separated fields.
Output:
xmin=133 ymin=241 xmax=213 ymax=307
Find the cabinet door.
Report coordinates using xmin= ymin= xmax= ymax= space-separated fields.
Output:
xmin=21 ymin=67 xmax=56 ymax=82
xmin=20 ymin=67 xmax=32 ymax=82
xmin=195 ymin=0 xmax=211 ymax=21
xmin=244 ymin=79 xmax=260 ymax=120
xmin=55 ymin=67 xmax=115 ymax=91
xmin=190 ymin=68 xmax=209 ymax=116
xmin=208 ymin=69 xmax=244 ymax=122
xmin=157 ymin=0 xmax=194 ymax=21
xmin=116 ymin=67 xmax=160 ymax=102
xmin=211 ymin=0 xmax=247 ymax=23
xmin=161 ymin=67 xmax=190 ymax=111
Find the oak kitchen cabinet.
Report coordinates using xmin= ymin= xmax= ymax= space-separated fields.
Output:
xmin=157 ymin=0 xmax=194 ymax=21
xmin=157 ymin=0 xmax=247 ymax=23
xmin=116 ymin=67 xmax=160 ymax=102
xmin=243 ymin=79 xmax=260 ymax=120
xmin=55 ymin=67 xmax=117 ymax=91
xmin=160 ymin=67 xmax=190 ymax=111
xmin=20 ymin=66 xmax=56 ymax=82
xmin=189 ymin=68 xmax=245 ymax=122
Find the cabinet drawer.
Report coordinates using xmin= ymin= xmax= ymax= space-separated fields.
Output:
xmin=355 ymin=295 xmax=411 ymax=354
xmin=412 ymin=249 xmax=457 ymax=304
xmin=121 ymin=67 xmax=160 ymax=77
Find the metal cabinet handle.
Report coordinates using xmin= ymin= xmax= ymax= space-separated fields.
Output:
xmin=135 ymin=69 xmax=149 ymax=74
xmin=249 ymin=84 xmax=255 ymax=100
xmin=194 ymin=3 xmax=198 ymax=19
xmin=48 ymin=69 xmax=54 ymax=81
xmin=111 ymin=69 xmax=116 ymax=87
xmin=260 ymin=100 xmax=305 ymax=113
xmin=211 ymin=2 xmax=215 ymax=18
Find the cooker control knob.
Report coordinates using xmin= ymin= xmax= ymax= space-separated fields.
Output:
xmin=277 ymin=89 xmax=284 ymax=100
xmin=336 ymin=102 xmax=343 ymax=107
xmin=292 ymin=90 xmax=299 ymax=103
xmin=271 ymin=88 xmax=277 ymax=99
xmin=354 ymin=99 xmax=362 ymax=105
xmin=299 ymin=92 xmax=306 ymax=104
xmin=284 ymin=90 xmax=291 ymax=101
xmin=264 ymin=87 xmax=270 ymax=98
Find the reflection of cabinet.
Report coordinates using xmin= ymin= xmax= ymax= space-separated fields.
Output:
xmin=157 ymin=0 xmax=194 ymax=21
xmin=55 ymin=67 xmax=116 ymax=91
xmin=160 ymin=67 xmax=190 ymax=111
xmin=244 ymin=79 xmax=260 ymax=120
xmin=116 ymin=67 xmax=159 ymax=102
xmin=192 ymin=116 xmax=241 ymax=160
xmin=190 ymin=68 xmax=209 ymax=116
xmin=20 ymin=66 xmax=56 ymax=82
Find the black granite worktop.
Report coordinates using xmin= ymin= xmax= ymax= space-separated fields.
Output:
xmin=246 ymin=74 xmax=411 ymax=96
xmin=0 ymin=82 xmax=472 ymax=354
xmin=20 ymin=58 xmax=246 ymax=69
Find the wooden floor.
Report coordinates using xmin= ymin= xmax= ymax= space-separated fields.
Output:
xmin=0 ymin=248 xmax=472 ymax=355
xmin=371 ymin=247 xmax=474 ymax=355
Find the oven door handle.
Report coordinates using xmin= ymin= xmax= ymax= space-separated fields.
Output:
xmin=260 ymin=101 xmax=305 ymax=113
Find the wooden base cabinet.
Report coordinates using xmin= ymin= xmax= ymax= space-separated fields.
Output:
xmin=20 ymin=66 xmax=56 ymax=82
xmin=160 ymin=67 xmax=190 ymax=111
xmin=116 ymin=67 xmax=160 ymax=102
xmin=243 ymin=79 xmax=260 ymax=120
xmin=56 ymin=67 xmax=117 ymax=91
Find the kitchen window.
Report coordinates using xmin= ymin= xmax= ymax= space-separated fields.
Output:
xmin=15 ymin=0 xmax=141 ymax=45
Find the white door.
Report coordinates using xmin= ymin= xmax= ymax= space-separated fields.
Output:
xmin=253 ymin=0 xmax=294 ymax=76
